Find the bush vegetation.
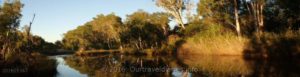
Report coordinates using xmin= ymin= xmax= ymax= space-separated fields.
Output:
xmin=0 ymin=1 xmax=57 ymax=76
xmin=244 ymin=31 xmax=300 ymax=59
xmin=57 ymin=0 xmax=300 ymax=58
xmin=1 ymin=0 xmax=300 ymax=60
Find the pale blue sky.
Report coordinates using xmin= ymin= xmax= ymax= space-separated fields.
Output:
xmin=1 ymin=0 xmax=198 ymax=42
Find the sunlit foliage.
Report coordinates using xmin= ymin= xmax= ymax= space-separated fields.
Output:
xmin=122 ymin=10 xmax=170 ymax=50
xmin=62 ymin=11 xmax=170 ymax=51
xmin=63 ymin=13 xmax=123 ymax=51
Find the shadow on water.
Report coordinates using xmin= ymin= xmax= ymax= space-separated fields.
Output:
xmin=0 ymin=52 xmax=57 ymax=77
xmin=177 ymin=54 xmax=300 ymax=77
xmin=245 ymin=58 xmax=300 ymax=77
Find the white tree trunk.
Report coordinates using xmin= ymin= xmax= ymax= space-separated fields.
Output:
xmin=250 ymin=1 xmax=264 ymax=35
xmin=234 ymin=0 xmax=241 ymax=37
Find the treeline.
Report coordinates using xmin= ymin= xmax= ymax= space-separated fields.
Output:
xmin=195 ymin=0 xmax=300 ymax=35
xmin=62 ymin=0 xmax=300 ymax=57
xmin=61 ymin=11 xmax=170 ymax=52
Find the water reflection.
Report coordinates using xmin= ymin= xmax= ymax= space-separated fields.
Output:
xmin=177 ymin=55 xmax=253 ymax=77
xmin=1 ymin=53 xmax=299 ymax=77
xmin=55 ymin=56 xmax=88 ymax=77
xmin=246 ymin=58 xmax=300 ymax=77
xmin=56 ymin=54 xmax=300 ymax=77
xmin=64 ymin=54 xmax=178 ymax=77
xmin=0 ymin=53 xmax=57 ymax=77
xmin=63 ymin=54 xmax=248 ymax=77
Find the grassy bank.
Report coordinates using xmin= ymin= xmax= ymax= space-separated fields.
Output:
xmin=176 ymin=24 xmax=248 ymax=56
xmin=178 ymin=35 xmax=247 ymax=56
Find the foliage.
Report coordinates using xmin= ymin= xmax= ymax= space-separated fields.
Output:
xmin=0 ymin=0 xmax=23 ymax=60
xmin=244 ymin=31 xmax=300 ymax=59
xmin=0 ymin=0 xmax=22 ymax=34
xmin=155 ymin=0 xmax=190 ymax=29
xmin=175 ymin=0 xmax=300 ymax=56
xmin=122 ymin=10 xmax=170 ymax=50
xmin=0 ymin=0 xmax=57 ymax=60
xmin=62 ymin=10 xmax=170 ymax=52
xmin=92 ymin=13 xmax=122 ymax=49
xmin=1 ymin=0 xmax=299 ymax=58
xmin=63 ymin=14 xmax=123 ymax=51
xmin=63 ymin=24 xmax=94 ymax=50
xmin=182 ymin=20 xmax=204 ymax=37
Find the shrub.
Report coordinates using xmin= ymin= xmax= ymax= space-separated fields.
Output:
xmin=244 ymin=31 xmax=300 ymax=59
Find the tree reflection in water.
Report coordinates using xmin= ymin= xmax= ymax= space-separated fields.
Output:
xmin=63 ymin=54 xmax=300 ymax=77
xmin=64 ymin=54 xmax=176 ymax=77
xmin=246 ymin=58 xmax=300 ymax=77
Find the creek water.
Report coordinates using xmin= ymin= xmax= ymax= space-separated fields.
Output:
xmin=52 ymin=54 xmax=300 ymax=77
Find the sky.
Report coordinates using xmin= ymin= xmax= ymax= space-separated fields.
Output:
xmin=1 ymin=0 xmax=198 ymax=43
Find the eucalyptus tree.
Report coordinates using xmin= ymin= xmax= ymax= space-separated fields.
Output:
xmin=243 ymin=0 xmax=266 ymax=34
xmin=234 ymin=0 xmax=241 ymax=37
xmin=197 ymin=0 xmax=234 ymax=29
xmin=155 ymin=0 xmax=192 ymax=29
xmin=197 ymin=0 xmax=255 ymax=36
xmin=63 ymin=25 xmax=94 ymax=51
xmin=124 ymin=10 xmax=170 ymax=50
xmin=63 ymin=13 xmax=123 ymax=50
xmin=91 ymin=13 xmax=122 ymax=49
xmin=0 ymin=0 xmax=22 ymax=60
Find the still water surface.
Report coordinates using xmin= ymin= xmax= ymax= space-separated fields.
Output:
xmin=53 ymin=54 xmax=300 ymax=77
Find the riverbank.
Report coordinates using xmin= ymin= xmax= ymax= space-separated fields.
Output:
xmin=176 ymin=31 xmax=300 ymax=59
